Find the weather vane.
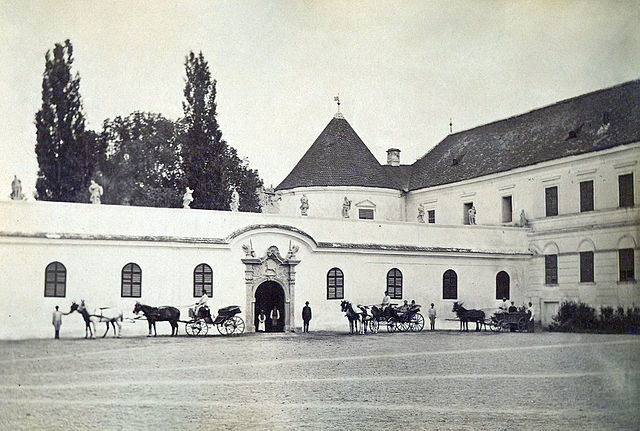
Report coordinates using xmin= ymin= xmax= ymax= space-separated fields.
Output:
xmin=334 ymin=94 xmax=341 ymax=112
xmin=449 ymin=118 xmax=453 ymax=134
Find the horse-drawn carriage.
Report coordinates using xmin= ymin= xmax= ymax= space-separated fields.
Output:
xmin=341 ymin=300 xmax=424 ymax=334
xmin=184 ymin=305 xmax=245 ymax=336
xmin=488 ymin=311 xmax=529 ymax=332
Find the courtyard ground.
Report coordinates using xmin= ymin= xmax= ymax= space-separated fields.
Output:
xmin=0 ymin=330 xmax=638 ymax=431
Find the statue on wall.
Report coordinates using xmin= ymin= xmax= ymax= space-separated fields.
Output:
xmin=230 ymin=188 xmax=240 ymax=212
xmin=287 ymin=242 xmax=300 ymax=260
xmin=258 ymin=186 xmax=282 ymax=214
xmin=242 ymin=242 xmax=256 ymax=258
xmin=10 ymin=175 xmax=25 ymax=200
xmin=300 ymin=194 xmax=309 ymax=216
xmin=88 ymin=180 xmax=103 ymax=204
xmin=182 ymin=187 xmax=194 ymax=209
xmin=417 ymin=203 xmax=425 ymax=223
xmin=342 ymin=196 xmax=351 ymax=218
xmin=519 ymin=209 xmax=529 ymax=227
xmin=468 ymin=205 xmax=476 ymax=224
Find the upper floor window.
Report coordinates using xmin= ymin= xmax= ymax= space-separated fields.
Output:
xmin=502 ymin=196 xmax=512 ymax=223
xmin=427 ymin=209 xmax=435 ymax=224
xmin=327 ymin=268 xmax=344 ymax=299
xmin=580 ymin=251 xmax=594 ymax=283
xmin=495 ymin=271 xmax=510 ymax=300
xmin=122 ymin=263 xmax=142 ymax=297
xmin=545 ymin=186 xmax=558 ymax=216
xmin=545 ymin=255 xmax=558 ymax=285
xmin=194 ymin=263 xmax=213 ymax=297
xmin=619 ymin=249 xmax=635 ymax=281
xmin=580 ymin=180 xmax=594 ymax=212
xmin=386 ymin=268 xmax=403 ymax=299
xmin=358 ymin=209 xmax=374 ymax=220
xmin=44 ymin=262 xmax=66 ymax=297
xmin=619 ymin=173 xmax=634 ymax=207
xmin=442 ymin=269 xmax=457 ymax=299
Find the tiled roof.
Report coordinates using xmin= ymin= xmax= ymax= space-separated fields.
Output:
xmin=409 ymin=80 xmax=640 ymax=190
xmin=382 ymin=165 xmax=413 ymax=191
xmin=276 ymin=116 xmax=396 ymax=191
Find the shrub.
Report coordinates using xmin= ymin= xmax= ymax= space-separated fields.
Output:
xmin=550 ymin=301 xmax=640 ymax=333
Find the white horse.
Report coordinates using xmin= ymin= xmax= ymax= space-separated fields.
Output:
xmin=70 ymin=300 xmax=124 ymax=338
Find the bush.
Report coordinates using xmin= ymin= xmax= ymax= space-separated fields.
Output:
xmin=549 ymin=301 xmax=640 ymax=333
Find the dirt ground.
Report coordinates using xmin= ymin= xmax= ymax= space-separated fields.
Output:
xmin=0 ymin=329 xmax=638 ymax=431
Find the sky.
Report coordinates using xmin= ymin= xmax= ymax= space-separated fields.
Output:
xmin=1 ymin=0 xmax=639 ymax=200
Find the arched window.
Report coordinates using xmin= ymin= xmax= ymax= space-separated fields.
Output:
xmin=442 ymin=269 xmax=457 ymax=300
xmin=121 ymin=263 xmax=142 ymax=297
xmin=194 ymin=263 xmax=213 ymax=297
xmin=386 ymin=268 xmax=403 ymax=299
xmin=44 ymin=262 xmax=66 ymax=297
xmin=496 ymin=271 xmax=510 ymax=300
xmin=327 ymin=268 xmax=344 ymax=300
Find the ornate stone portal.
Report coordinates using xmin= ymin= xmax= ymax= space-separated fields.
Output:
xmin=242 ymin=245 xmax=300 ymax=332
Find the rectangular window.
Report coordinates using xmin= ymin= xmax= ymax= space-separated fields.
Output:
xmin=545 ymin=187 xmax=558 ymax=216
xmin=358 ymin=209 xmax=374 ymax=220
xmin=580 ymin=251 xmax=594 ymax=283
xmin=427 ymin=209 xmax=435 ymax=224
xmin=619 ymin=248 xmax=635 ymax=281
xmin=502 ymin=196 xmax=512 ymax=223
xmin=545 ymin=254 xmax=558 ymax=285
xmin=619 ymin=173 xmax=634 ymax=207
xmin=580 ymin=180 xmax=594 ymax=212
xmin=463 ymin=202 xmax=473 ymax=224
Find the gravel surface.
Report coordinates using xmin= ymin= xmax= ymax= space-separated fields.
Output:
xmin=1 ymin=330 xmax=638 ymax=430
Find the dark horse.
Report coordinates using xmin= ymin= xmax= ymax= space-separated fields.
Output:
xmin=340 ymin=300 xmax=364 ymax=334
xmin=133 ymin=302 xmax=180 ymax=336
xmin=452 ymin=302 xmax=485 ymax=332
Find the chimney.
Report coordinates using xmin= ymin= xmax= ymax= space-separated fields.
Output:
xmin=386 ymin=148 xmax=401 ymax=166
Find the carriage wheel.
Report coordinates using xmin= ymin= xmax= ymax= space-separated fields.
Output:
xmin=396 ymin=321 xmax=410 ymax=332
xmin=387 ymin=320 xmax=396 ymax=333
xmin=517 ymin=317 xmax=527 ymax=332
xmin=410 ymin=313 xmax=425 ymax=332
xmin=198 ymin=321 xmax=208 ymax=336
xmin=231 ymin=316 xmax=245 ymax=334
xmin=489 ymin=320 xmax=500 ymax=332
xmin=185 ymin=321 xmax=195 ymax=336
xmin=369 ymin=319 xmax=379 ymax=334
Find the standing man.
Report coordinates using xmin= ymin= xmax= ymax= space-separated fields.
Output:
xmin=302 ymin=301 xmax=312 ymax=332
xmin=52 ymin=306 xmax=63 ymax=339
xmin=270 ymin=306 xmax=280 ymax=332
xmin=428 ymin=303 xmax=437 ymax=330
xmin=527 ymin=302 xmax=535 ymax=333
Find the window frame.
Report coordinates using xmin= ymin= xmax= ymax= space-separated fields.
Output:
xmin=44 ymin=261 xmax=66 ymax=298
xmin=358 ymin=208 xmax=374 ymax=220
xmin=544 ymin=254 xmax=558 ymax=285
xmin=501 ymin=195 xmax=513 ymax=223
xmin=619 ymin=248 xmax=635 ymax=282
xmin=327 ymin=267 xmax=344 ymax=300
xmin=442 ymin=269 xmax=458 ymax=300
xmin=545 ymin=186 xmax=558 ymax=217
xmin=386 ymin=268 xmax=403 ymax=299
xmin=193 ymin=263 xmax=213 ymax=297
xmin=495 ymin=271 xmax=510 ymax=300
xmin=579 ymin=251 xmax=594 ymax=283
xmin=121 ymin=262 xmax=142 ymax=298
xmin=618 ymin=173 xmax=634 ymax=208
xmin=427 ymin=209 xmax=435 ymax=224
xmin=579 ymin=180 xmax=594 ymax=212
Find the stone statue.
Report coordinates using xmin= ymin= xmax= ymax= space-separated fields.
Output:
xmin=287 ymin=243 xmax=300 ymax=260
xmin=300 ymin=194 xmax=309 ymax=216
xmin=342 ymin=196 xmax=352 ymax=218
xmin=417 ymin=203 xmax=425 ymax=223
xmin=468 ymin=205 xmax=476 ymax=224
xmin=183 ymin=187 xmax=194 ymax=209
xmin=258 ymin=186 xmax=282 ymax=214
xmin=519 ymin=209 xmax=528 ymax=227
xmin=88 ymin=180 xmax=103 ymax=204
xmin=230 ymin=188 xmax=240 ymax=212
xmin=242 ymin=243 xmax=255 ymax=258
xmin=10 ymin=175 xmax=25 ymax=200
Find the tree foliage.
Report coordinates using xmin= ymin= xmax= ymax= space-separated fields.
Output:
xmin=98 ymin=112 xmax=184 ymax=207
xmin=182 ymin=51 xmax=262 ymax=211
xmin=35 ymin=40 xmax=103 ymax=202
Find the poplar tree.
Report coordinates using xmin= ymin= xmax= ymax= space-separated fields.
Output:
xmin=35 ymin=40 xmax=102 ymax=202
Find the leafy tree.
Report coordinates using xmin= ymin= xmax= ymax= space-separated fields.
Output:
xmin=35 ymin=39 xmax=103 ymax=202
xmin=181 ymin=51 xmax=262 ymax=211
xmin=98 ymin=112 xmax=183 ymax=207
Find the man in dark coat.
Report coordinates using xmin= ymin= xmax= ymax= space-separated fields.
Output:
xmin=302 ymin=301 xmax=312 ymax=332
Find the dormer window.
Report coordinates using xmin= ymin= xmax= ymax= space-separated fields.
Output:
xmin=355 ymin=199 xmax=376 ymax=220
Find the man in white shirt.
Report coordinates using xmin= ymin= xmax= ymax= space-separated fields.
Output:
xmin=527 ymin=302 xmax=535 ymax=332
xmin=195 ymin=292 xmax=209 ymax=317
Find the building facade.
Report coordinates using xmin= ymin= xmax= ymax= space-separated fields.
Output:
xmin=0 ymin=81 xmax=638 ymax=339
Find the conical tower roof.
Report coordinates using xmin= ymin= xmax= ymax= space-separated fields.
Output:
xmin=276 ymin=115 xmax=397 ymax=191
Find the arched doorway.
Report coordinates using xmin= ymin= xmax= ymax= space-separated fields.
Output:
xmin=255 ymin=281 xmax=285 ymax=332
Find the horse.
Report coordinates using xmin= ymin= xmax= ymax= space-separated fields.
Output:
xmin=69 ymin=301 xmax=123 ymax=338
xmin=133 ymin=302 xmax=180 ymax=336
xmin=452 ymin=301 xmax=485 ymax=332
xmin=340 ymin=300 xmax=364 ymax=334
